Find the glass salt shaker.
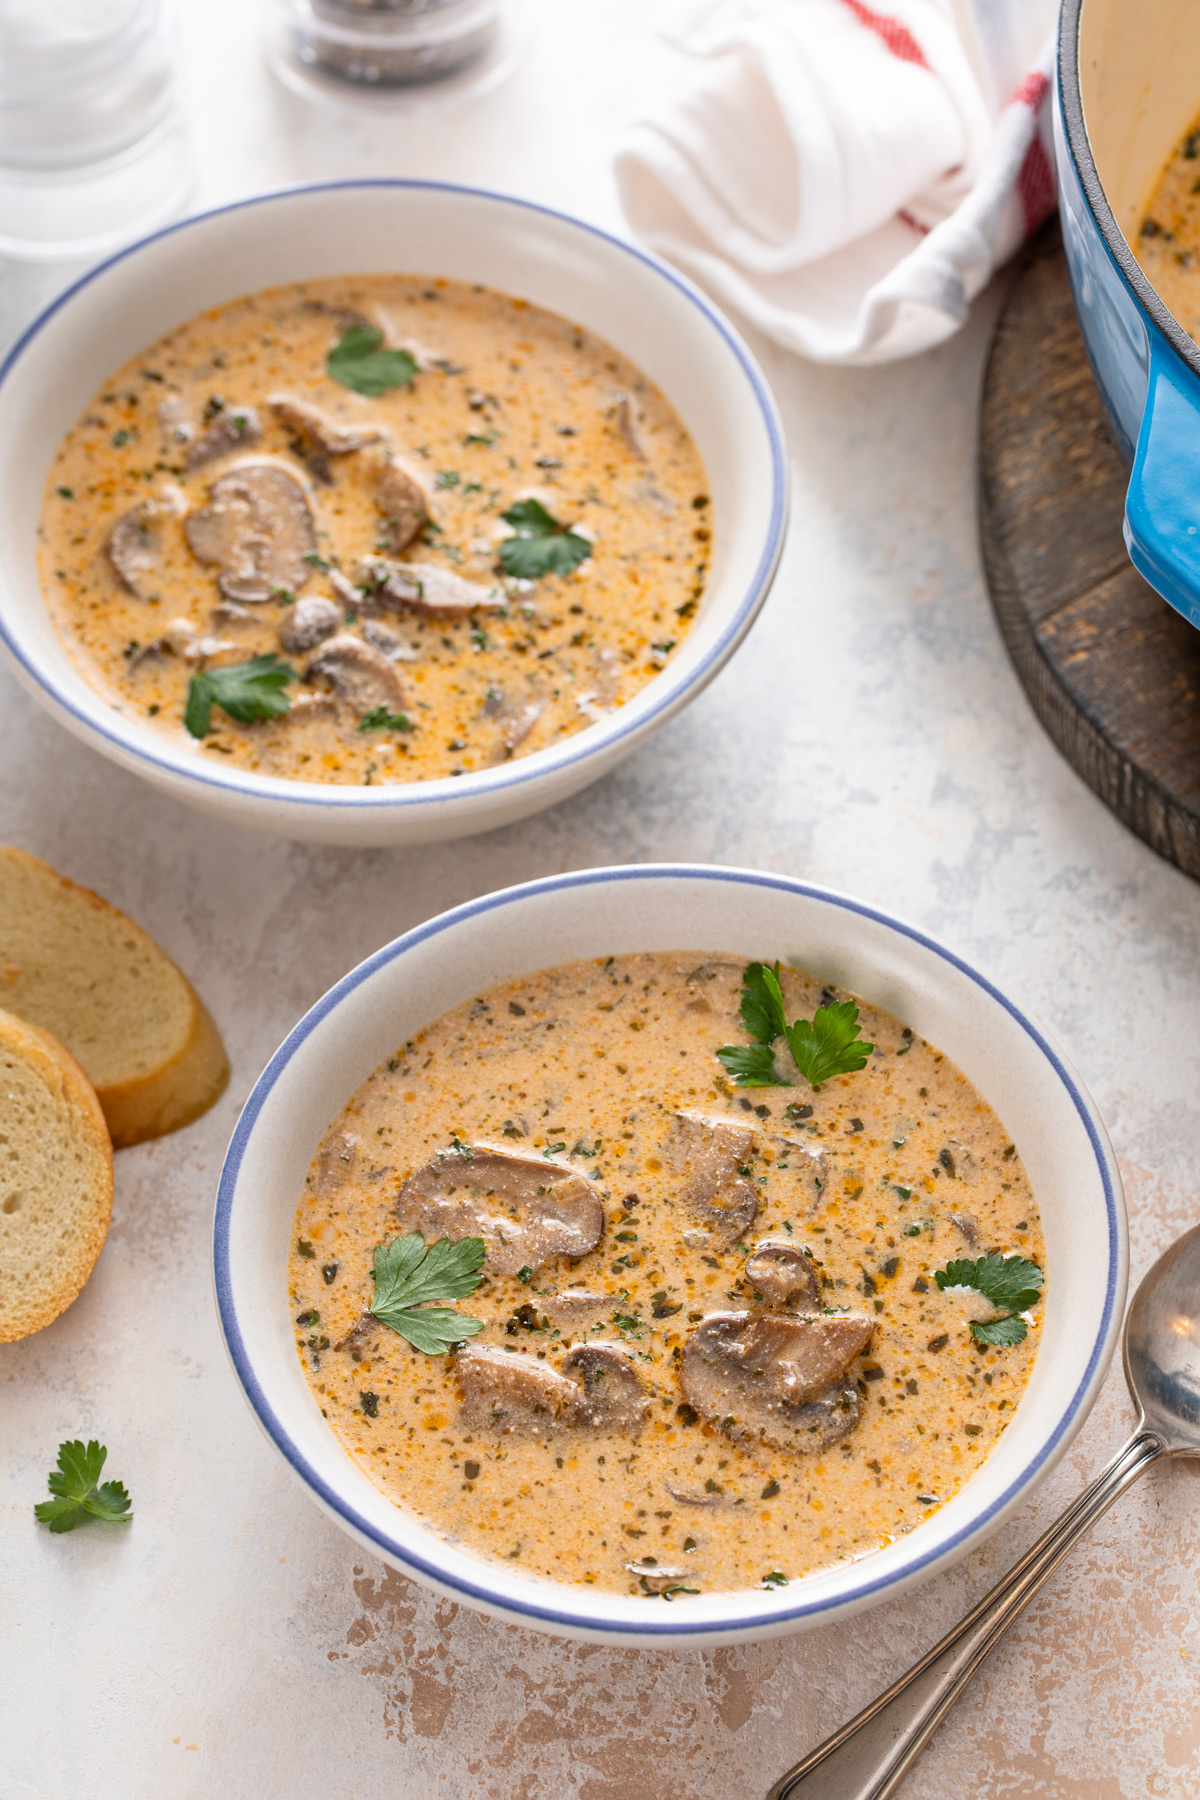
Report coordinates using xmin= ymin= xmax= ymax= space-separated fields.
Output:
xmin=0 ymin=0 xmax=191 ymax=262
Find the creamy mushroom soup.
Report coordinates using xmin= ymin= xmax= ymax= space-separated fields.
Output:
xmin=1134 ymin=114 xmax=1200 ymax=337
xmin=37 ymin=277 xmax=708 ymax=784
xmin=288 ymin=954 xmax=1045 ymax=1598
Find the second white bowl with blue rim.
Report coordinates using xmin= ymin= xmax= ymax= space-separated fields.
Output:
xmin=0 ymin=182 xmax=786 ymax=846
xmin=214 ymin=864 xmax=1127 ymax=1646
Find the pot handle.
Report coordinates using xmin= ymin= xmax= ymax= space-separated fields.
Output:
xmin=1125 ymin=337 xmax=1200 ymax=627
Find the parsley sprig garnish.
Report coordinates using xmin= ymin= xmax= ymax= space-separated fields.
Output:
xmin=368 ymin=1232 xmax=487 ymax=1355
xmin=935 ymin=1253 xmax=1044 ymax=1346
xmin=184 ymin=654 xmax=295 ymax=737
xmin=716 ymin=960 xmax=874 ymax=1089
xmin=498 ymin=498 xmax=592 ymax=579
xmin=326 ymin=325 xmax=418 ymax=397
xmin=34 ymin=1440 xmax=132 ymax=1533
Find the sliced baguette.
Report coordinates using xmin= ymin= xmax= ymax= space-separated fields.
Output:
xmin=0 ymin=1007 xmax=113 ymax=1341
xmin=0 ymin=845 xmax=230 ymax=1149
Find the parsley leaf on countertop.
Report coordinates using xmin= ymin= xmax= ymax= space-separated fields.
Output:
xmin=34 ymin=1439 xmax=132 ymax=1533
xmin=717 ymin=960 xmax=873 ymax=1088
xmin=935 ymin=1252 xmax=1044 ymax=1347
xmin=369 ymin=1232 xmax=486 ymax=1355
xmin=498 ymin=498 xmax=593 ymax=580
xmin=326 ymin=325 xmax=418 ymax=397
xmin=184 ymin=654 xmax=295 ymax=738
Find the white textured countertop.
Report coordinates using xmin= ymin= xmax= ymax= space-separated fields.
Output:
xmin=3 ymin=4 xmax=1199 ymax=1796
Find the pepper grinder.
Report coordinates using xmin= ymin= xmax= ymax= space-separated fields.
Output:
xmin=268 ymin=0 xmax=518 ymax=108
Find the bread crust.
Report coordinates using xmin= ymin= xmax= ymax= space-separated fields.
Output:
xmin=101 ymin=977 xmax=231 ymax=1149
xmin=0 ymin=845 xmax=230 ymax=1149
xmin=0 ymin=1007 xmax=113 ymax=1342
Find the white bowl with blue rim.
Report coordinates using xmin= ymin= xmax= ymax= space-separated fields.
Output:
xmin=0 ymin=182 xmax=786 ymax=847
xmin=1058 ymin=0 xmax=1200 ymax=629
xmin=214 ymin=864 xmax=1126 ymax=1646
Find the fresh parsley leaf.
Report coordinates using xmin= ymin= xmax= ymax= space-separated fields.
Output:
xmin=326 ymin=325 xmax=418 ymax=397
xmin=85 ymin=1483 xmax=135 ymax=1521
xmin=374 ymin=1232 xmax=485 ymax=1307
xmin=33 ymin=1497 xmax=85 ymax=1531
xmin=368 ymin=1232 xmax=487 ymax=1356
xmin=184 ymin=655 xmax=295 ymax=737
xmin=970 ymin=1314 xmax=1029 ymax=1347
xmin=740 ymin=961 xmax=787 ymax=1044
xmin=783 ymin=1000 xmax=874 ymax=1088
xmin=498 ymin=498 xmax=592 ymax=580
xmin=716 ymin=962 xmax=873 ymax=1088
xmin=935 ymin=1253 xmax=1043 ymax=1349
xmin=501 ymin=498 xmax=562 ymax=533
xmin=358 ymin=705 xmax=413 ymax=733
xmin=34 ymin=1440 xmax=132 ymax=1534
xmin=390 ymin=1306 xmax=485 ymax=1356
xmin=715 ymin=1043 xmax=789 ymax=1088
xmin=935 ymin=1254 xmax=1043 ymax=1313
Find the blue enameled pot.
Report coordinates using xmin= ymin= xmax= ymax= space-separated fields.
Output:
xmin=1057 ymin=0 xmax=1200 ymax=629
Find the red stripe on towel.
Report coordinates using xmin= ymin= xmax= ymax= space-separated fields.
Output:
xmin=1017 ymin=135 xmax=1056 ymax=235
xmin=838 ymin=0 xmax=928 ymax=68
xmin=1011 ymin=70 xmax=1050 ymax=111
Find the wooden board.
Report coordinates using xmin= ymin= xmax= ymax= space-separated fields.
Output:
xmin=979 ymin=222 xmax=1200 ymax=881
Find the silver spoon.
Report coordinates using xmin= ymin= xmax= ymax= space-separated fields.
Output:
xmin=768 ymin=1222 xmax=1200 ymax=1800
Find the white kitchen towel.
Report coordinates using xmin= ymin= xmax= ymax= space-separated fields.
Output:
xmin=614 ymin=0 xmax=1058 ymax=364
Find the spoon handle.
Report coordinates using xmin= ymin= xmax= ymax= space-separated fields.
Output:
xmin=767 ymin=1428 xmax=1165 ymax=1800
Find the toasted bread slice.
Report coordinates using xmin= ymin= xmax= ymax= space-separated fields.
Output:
xmin=0 ymin=846 xmax=229 ymax=1149
xmin=0 ymin=1007 xmax=113 ymax=1341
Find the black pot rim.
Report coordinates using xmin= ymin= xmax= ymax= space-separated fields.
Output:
xmin=1058 ymin=0 xmax=1200 ymax=377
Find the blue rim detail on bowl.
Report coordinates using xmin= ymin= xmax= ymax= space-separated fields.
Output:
xmin=213 ymin=863 xmax=1122 ymax=1639
xmin=0 ymin=180 xmax=787 ymax=811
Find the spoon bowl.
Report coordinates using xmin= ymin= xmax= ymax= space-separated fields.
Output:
xmin=1125 ymin=1223 xmax=1200 ymax=1451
